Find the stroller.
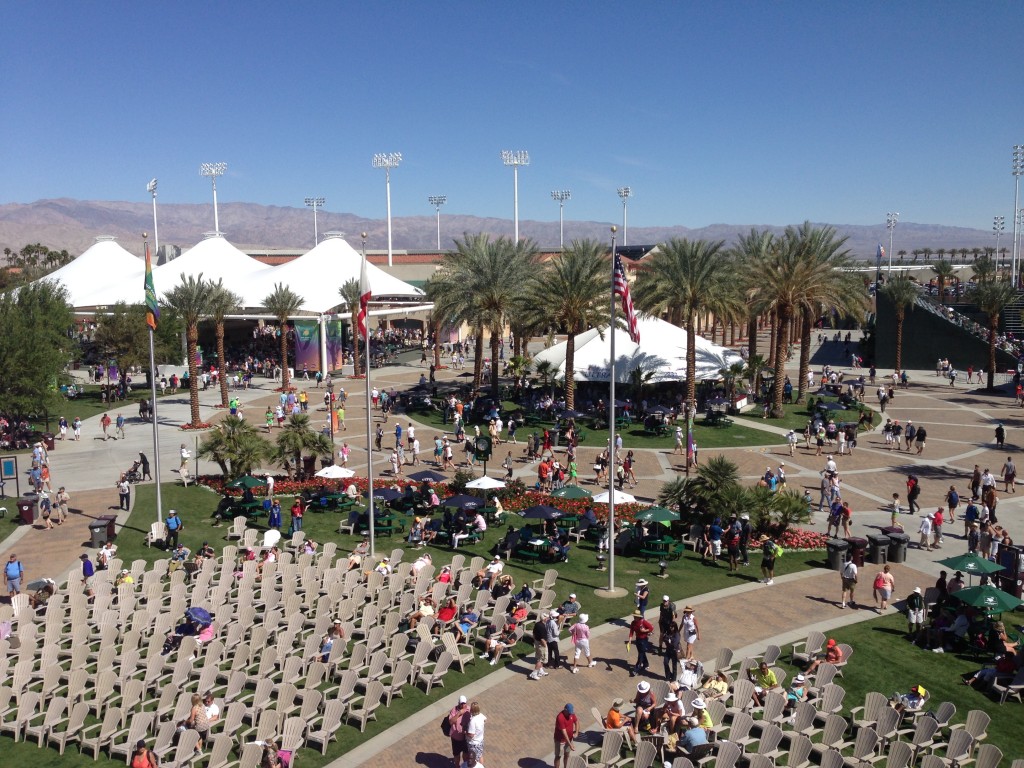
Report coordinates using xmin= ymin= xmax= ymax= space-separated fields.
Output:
xmin=124 ymin=461 xmax=142 ymax=484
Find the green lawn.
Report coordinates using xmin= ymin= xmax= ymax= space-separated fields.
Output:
xmin=734 ymin=398 xmax=880 ymax=434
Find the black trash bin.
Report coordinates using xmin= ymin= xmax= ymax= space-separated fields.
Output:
xmin=89 ymin=519 xmax=107 ymax=547
xmin=42 ymin=433 xmax=55 ymax=451
xmin=826 ymin=538 xmax=850 ymax=571
xmin=17 ymin=498 xmax=35 ymax=525
xmin=101 ymin=514 xmax=117 ymax=540
xmin=888 ymin=532 xmax=910 ymax=564
xmin=867 ymin=533 xmax=890 ymax=565
xmin=846 ymin=537 xmax=867 ymax=567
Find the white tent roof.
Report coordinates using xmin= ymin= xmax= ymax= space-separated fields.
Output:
xmin=532 ymin=315 xmax=743 ymax=383
xmin=235 ymin=234 xmax=424 ymax=313
xmin=155 ymin=235 xmax=272 ymax=299
xmin=39 ymin=237 xmax=144 ymax=307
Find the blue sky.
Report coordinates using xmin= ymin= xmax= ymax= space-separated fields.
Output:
xmin=2 ymin=1 xmax=1022 ymax=230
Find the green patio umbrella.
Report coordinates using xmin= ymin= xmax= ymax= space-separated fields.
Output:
xmin=951 ymin=584 xmax=1023 ymax=614
xmin=936 ymin=553 xmax=1004 ymax=585
xmin=549 ymin=486 xmax=592 ymax=500
xmin=226 ymin=475 xmax=267 ymax=490
xmin=633 ymin=506 xmax=681 ymax=525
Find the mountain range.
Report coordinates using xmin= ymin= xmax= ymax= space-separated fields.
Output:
xmin=0 ymin=198 xmax=1003 ymax=262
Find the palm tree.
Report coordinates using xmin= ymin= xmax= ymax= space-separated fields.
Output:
xmin=897 ymin=249 xmax=907 ymax=264
xmin=730 ymin=229 xmax=776 ymax=362
xmin=207 ymin=280 xmax=241 ymax=409
xmin=522 ymin=239 xmax=607 ymax=409
xmin=628 ymin=363 xmax=656 ymax=403
xmin=275 ymin=412 xmax=333 ymax=478
xmin=338 ymin=277 xmax=364 ymax=376
xmin=972 ymin=278 xmax=1018 ymax=389
xmin=931 ymin=261 xmax=955 ymax=305
xmin=198 ymin=415 xmax=271 ymax=479
xmin=973 ymin=256 xmax=997 ymax=285
xmin=262 ymin=283 xmax=305 ymax=391
xmin=162 ymin=273 xmax=212 ymax=427
xmin=881 ymin=274 xmax=919 ymax=373
xmin=633 ymin=238 xmax=742 ymax=410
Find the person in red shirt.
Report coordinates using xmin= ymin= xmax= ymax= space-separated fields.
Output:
xmin=932 ymin=507 xmax=944 ymax=548
xmin=290 ymin=498 xmax=305 ymax=532
xmin=628 ymin=609 xmax=655 ymax=676
xmin=553 ymin=703 xmax=579 ymax=768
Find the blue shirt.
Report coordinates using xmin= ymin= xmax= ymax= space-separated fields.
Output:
xmin=82 ymin=559 xmax=95 ymax=578
xmin=681 ymin=726 xmax=708 ymax=751
xmin=167 ymin=515 xmax=181 ymax=531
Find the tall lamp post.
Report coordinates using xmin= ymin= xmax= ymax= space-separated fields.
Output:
xmin=199 ymin=162 xmax=227 ymax=234
xmin=551 ymin=189 xmax=571 ymax=250
xmin=428 ymin=195 xmax=447 ymax=249
xmin=1013 ymin=145 xmax=1024 ymax=288
xmin=326 ymin=379 xmax=335 ymax=446
xmin=886 ymin=212 xmax=899 ymax=275
xmin=994 ymin=216 xmax=1006 ymax=266
xmin=147 ymin=179 xmax=159 ymax=256
xmin=617 ymin=187 xmax=633 ymax=246
xmin=304 ymin=197 xmax=325 ymax=246
xmin=501 ymin=150 xmax=530 ymax=241
xmin=372 ymin=153 xmax=402 ymax=267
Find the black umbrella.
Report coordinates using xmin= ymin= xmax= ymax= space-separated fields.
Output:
xmin=556 ymin=409 xmax=588 ymax=419
xmin=407 ymin=470 xmax=447 ymax=482
xmin=520 ymin=504 xmax=564 ymax=520
xmin=363 ymin=487 xmax=403 ymax=501
xmin=441 ymin=494 xmax=483 ymax=510
xmin=819 ymin=402 xmax=848 ymax=411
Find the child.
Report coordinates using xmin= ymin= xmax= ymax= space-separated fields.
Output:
xmin=890 ymin=493 xmax=904 ymax=530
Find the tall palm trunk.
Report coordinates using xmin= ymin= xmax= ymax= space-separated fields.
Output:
xmin=747 ymin=319 xmax=758 ymax=359
xmin=216 ymin=320 xmax=229 ymax=408
xmin=186 ymin=324 xmax=202 ymax=427
xmin=564 ymin=332 xmax=577 ymax=409
xmin=987 ymin=319 xmax=998 ymax=389
xmin=350 ymin=310 xmax=362 ymax=376
xmin=280 ymin=325 xmax=291 ymax=390
xmin=767 ymin=311 xmax=778 ymax=374
xmin=797 ymin=310 xmax=812 ymax=402
xmin=771 ymin=305 xmax=791 ymax=417
xmin=894 ymin=309 xmax=905 ymax=373
xmin=472 ymin=326 xmax=485 ymax=389
xmin=490 ymin=332 xmax=501 ymax=399
xmin=432 ymin=317 xmax=442 ymax=368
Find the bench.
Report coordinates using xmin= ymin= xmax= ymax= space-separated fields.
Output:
xmin=514 ymin=547 xmax=541 ymax=562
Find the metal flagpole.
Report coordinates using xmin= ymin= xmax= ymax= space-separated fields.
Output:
xmin=144 ymin=235 xmax=163 ymax=523
xmin=607 ymin=227 xmax=618 ymax=592
xmin=360 ymin=247 xmax=376 ymax=559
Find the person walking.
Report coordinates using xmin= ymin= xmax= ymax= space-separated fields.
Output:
xmin=873 ymin=564 xmax=895 ymax=613
xmin=80 ymin=553 xmax=95 ymax=600
xmin=568 ymin=614 xmax=597 ymax=673
xmin=56 ymin=486 xmax=70 ymax=524
xmin=840 ymin=557 xmax=858 ymax=609
xmin=5 ymin=554 xmax=24 ymax=597
xmin=662 ymin=619 xmax=681 ymax=682
xmin=139 ymin=452 xmax=152 ymax=481
xmin=446 ymin=695 xmax=471 ymax=768
xmin=100 ymin=412 xmax=112 ymax=440
xmin=117 ymin=476 xmax=131 ymax=511
xmin=627 ymin=609 xmax=654 ymax=676
xmin=681 ymin=606 xmax=700 ymax=660
xmin=553 ymin=703 xmax=579 ymax=768
xmin=759 ymin=534 xmax=777 ymax=585
xmin=1001 ymin=456 xmax=1016 ymax=493
xmin=529 ymin=612 xmax=550 ymax=681
xmin=73 ymin=416 xmax=82 ymax=440
xmin=466 ymin=702 xmax=486 ymax=767
xmin=546 ymin=611 xmax=562 ymax=670
xmin=165 ymin=509 xmax=183 ymax=549
xmin=115 ymin=412 xmax=126 ymax=440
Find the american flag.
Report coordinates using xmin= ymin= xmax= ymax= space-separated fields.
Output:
xmin=357 ymin=255 xmax=371 ymax=340
xmin=876 ymin=243 xmax=885 ymax=267
xmin=613 ymin=252 xmax=640 ymax=343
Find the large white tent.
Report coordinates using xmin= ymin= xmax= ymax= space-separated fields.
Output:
xmin=37 ymin=236 xmax=145 ymax=307
xmin=154 ymin=234 xmax=272 ymax=300
xmin=236 ymin=233 xmax=424 ymax=313
xmin=532 ymin=315 xmax=743 ymax=383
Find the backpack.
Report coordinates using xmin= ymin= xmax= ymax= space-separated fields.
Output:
xmin=440 ymin=713 xmax=452 ymax=736
xmin=773 ymin=544 xmax=784 ymax=558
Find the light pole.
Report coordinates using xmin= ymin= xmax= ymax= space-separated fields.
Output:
xmin=617 ymin=187 xmax=633 ymax=245
xmin=886 ymin=212 xmax=899 ymax=275
xmin=199 ymin=162 xmax=227 ymax=234
xmin=994 ymin=216 xmax=1006 ymax=266
xmin=147 ymin=179 xmax=159 ymax=256
xmin=326 ymin=379 xmax=335 ymax=446
xmin=551 ymin=189 xmax=571 ymax=250
xmin=1013 ymin=145 xmax=1024 ymax=287
xmin=372 ymin=153 xmax=402 ymax=267
xmin=501 ymin=150 xmax=530 ymax=241
xmin=428 ymin=195 xmax=447 ymax=249
xmin=304 ymin=197 xmax=325 ymax=246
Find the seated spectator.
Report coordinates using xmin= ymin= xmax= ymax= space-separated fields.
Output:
xmin=408 ymin=552 xmax=432 ymax=583
xmin=964 ymin=651 xmax=1018 ymax=689
xmin=347 ymin=536 xmax=370 ymax=570
xmin=193 ymin=541 xmax=215 ymax=568
xmin=678 ymin=716 xmax=709 ymax=755
xmin=656 ymin=692 xmax=684 ymax=733
xmin=671 ymin=659 xmax=702 ymax=692
xmin=476 ymin=556 xmax=504 ymax=590
xmin=691 ymin=697 xmax=714 ymax=731
xmin=512 ymin=582 xmax=534 ymax=604
xmin=806 ymin=637 xmax=843 ymax=675
xmin=633 ymin=681 xmax=657 ymax=732
xmin=892 ymin=684 xmax=928 ymax=714
xmin=168 ymin=544 xmax=192 ymax=574
xmin=97 ymin=540 xmax=117 ymax=570
xmin=316 ymin=624 xmax=343 ymax=662
xmin=748 ymin=661 xmax=780 ymax=707
xmin=371 ymin=557 xmax=392 ymax=577
xmin=301 ymin=538 xmax=318 ymax=555
xmin=557 ymin=593 xmax=581 ymax=628
xmin=784 ymin=673 xmax=807 ymax=715
xmin=490 ymin=573 xmax=514 ymax=600
xmin=698 ymin=670 xmax=730 ymax=699
xmin=481 ymin=619 xmax=519 ymax=665
xmin=407 ymin=595 xmax=435 ymax=630
xmin=345 ymin=483 xmax=360 ymax=502
xmin=114 ymin=568 xmax=135 ymax=588
xmin=434 ymin=597 xmax=458 ymax=633
xmin=437 ymin=564 xmax=453 ymax=584
xmin=605 ymin=697 xmax=635 ymax=743
xmin=453 ymin=607 xmax=480 ymax=643
xmin=408 ymin=518 xmax=425 ymax=547
xmin=28 ymin=579 xmax=56 ymax=611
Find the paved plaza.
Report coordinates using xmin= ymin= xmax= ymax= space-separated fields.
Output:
xmin=2 ymin=338 xmax=1022 ymax=766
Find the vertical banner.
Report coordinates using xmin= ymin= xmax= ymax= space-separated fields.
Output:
xmin=293 ymin=320 xmax=320 ymax=373
xmin=325 ymin=317 xmax=347 ymax=370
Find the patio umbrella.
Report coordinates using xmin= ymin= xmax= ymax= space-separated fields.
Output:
xmin=407 ymin=470 xmax=448 ymax=483
xmin=26 ymin=577 xmax=55 ymax=592
xmin=549 ymin=485 xmax=592 ymax=500
xmin=315 ymin=465 xmax=356 ymax=479
xmin=465 ymin=476 xmax=506 ymax=490
xmin=185 ymin=607 xmax=212 ymax=625
xmin=226 ymin=475 xmax=267 ymax=489
xmin=818 ymin=402 xmax=848 ymax=411
xmin=520 ymin=504 xmax=564 ymax=520
xmin=363 ymin=487 xmax=403 ymax=501
xmin=592 ymin=488 xmax=637 ymax=504
xmin=441 ymin=494 xmax=483 ymax=510
xmin=633 ymin=506 xmax=680 ymax=524
xmin=951 ymin=584 xmax=1023 ymax=614
xmin=556 ymin=409 xmax=588 ymax=419
xmin=936 ymin=553 xmax=1004 ymax=585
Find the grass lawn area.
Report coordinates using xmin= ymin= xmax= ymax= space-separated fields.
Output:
xmin=734 ymin=398 xmax=880 ymax=433
xmin=772 ymin=610 xmax=1024 ymax=759
xmin=0 ymin=512 xmax=21 ymax=546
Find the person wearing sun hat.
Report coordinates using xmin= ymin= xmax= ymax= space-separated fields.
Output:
xmin=634 ymin=578 xmax=650 ymax=613
xmin=759 ymin=533 xmax=777 ymax=585
xmin=604 ymin=698 xmax=635 ymax=744
xmin=658 ymin=691 xmax=685 ymax=732
xmin=905 ymin=586 xmax=926 ymax=638
xmin=627 ymin=608 xmax=655 ymax=676
xmin=690 ymin=697 xmax=714 ymax=730
xmin=632 ymin=680 xmax=657 ymax=732
xmin=657 ymin=594 xmax=678 ymax=655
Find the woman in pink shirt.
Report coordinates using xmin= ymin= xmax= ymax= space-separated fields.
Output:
xmin=569 ymin=613 xmax=596 ymax=673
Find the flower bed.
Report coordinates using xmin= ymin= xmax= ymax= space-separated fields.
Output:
xmin=180 ymin=422 xmax=214 ymax=431
xmin=775 ymin=527 xmax=829 ymax=551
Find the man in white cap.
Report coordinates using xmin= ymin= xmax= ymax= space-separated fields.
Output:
xmin=906 ymin=586 xmax=925 ymax=638
xmin=657 ymin=594 xmax=677 ymax=656
xmin=568 ymin=613 xmax=596 ymax=673
xmin=546 ymin=610 xmax=563 ymax=669
xmin=680 ymin=715 xmax=709 ymax=755
xmin=557 ymin=592 xmax=580 ymax=629
xmin=446 ymin=695 xmax=471 ymax=766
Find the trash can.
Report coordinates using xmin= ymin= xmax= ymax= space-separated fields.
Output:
xmin=845 ymin=537 xmax=867 ymax=567
xmin=42 ymin=433 xmax=55 ymax=451
xmin=866 ymin=533 xmax=890 ymax=565
xmin=551 ymin=428 xmax=560 ymax=448
xmin=101 ymin=514 xmax=117 ymax=540
xmin=826 ymin=538 xmax=850 ymax=571
xmin=89 ymin=519 xmax=107 ymax=547
xmin=888 ymin=531 xmax=910 ymax=564
xmin=17 ymin=498 xmax=35 ymax=525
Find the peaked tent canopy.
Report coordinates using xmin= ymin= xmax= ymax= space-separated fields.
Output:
xmin=37 ymin=236 xmax=145 ymax=308
xmin=155 ymin=234 xmax=272 ymax=301
xmin=236 ymin=233 xmax=424 ymax=314
xmin=531 ymin=315 xmax=743 ymax=383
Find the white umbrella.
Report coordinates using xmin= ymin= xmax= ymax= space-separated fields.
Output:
xmin=315 ymin=465 xmax=356 ymax=479
xmin=592 ymin=489 xmax=637 ymax=504
xmin=465 ymin=476 xmax=506 ymax=490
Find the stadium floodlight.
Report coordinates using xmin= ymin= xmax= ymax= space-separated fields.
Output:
xmin=886 ymin=212 xmax=899 ymax=275
xmin=501 ymin=150 xmax=530 ymax=241
xmin=1012 ymin=145 xmax=1023 ymax=286
xmin=428 ymin=195 xmax=447 ymax=249
xmin=617 ymin=187 xmax=633 ymax=245
xmin=304 ymin=197 xmax=326 ymax=246
xmin=372 ymin=153 xmax=403 ymax=266
xmin=551 ymin=190 xmax=572 ymax=250
xmin=199 ymin=162 xmax=228 ymax=233
xmin=147 ymin=179 xmax=159 ymax=255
